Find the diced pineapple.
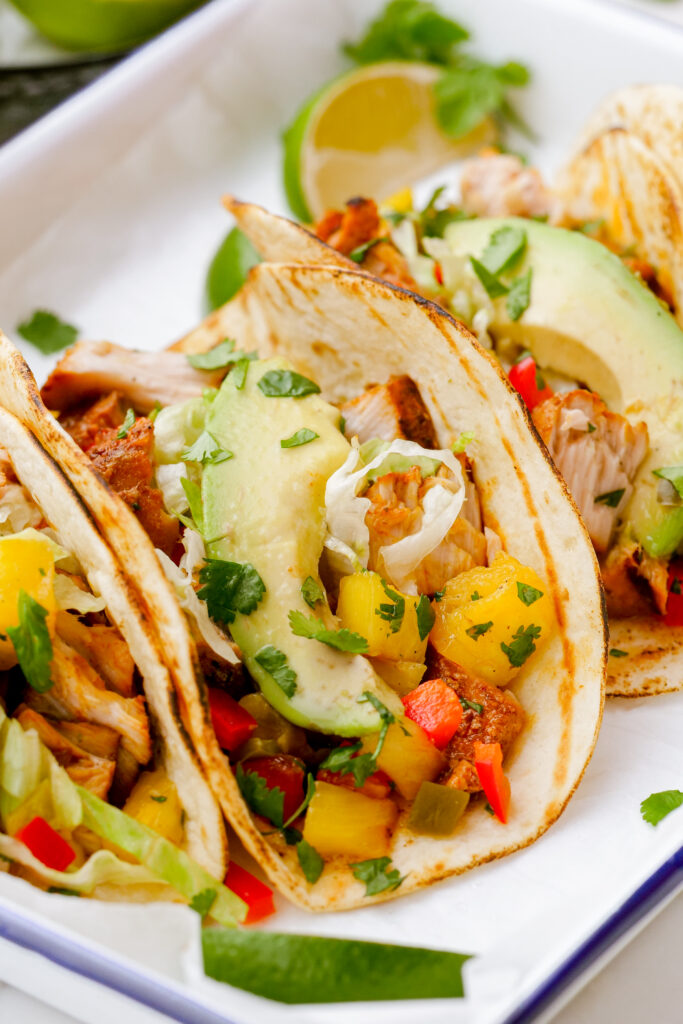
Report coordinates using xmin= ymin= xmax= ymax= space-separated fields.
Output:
xmin=337 ymin=572 xmax=428 ymax=662
xmin=371 ymin=658 xmax=425 ymax=697
xmin=361 ymin=717 xmax=443 ymax=801
xmin=0 ymin=534 xmax=56 ymax=669
xmin=123 ymin=768 xmax=184 ymax=846
xmin=303 ymin=780 xmax=397 ymax=860
xmin=430 ymin=552 xmax=554 ymax=686
xmin=380 ymin=187 xmax=413 ymax=214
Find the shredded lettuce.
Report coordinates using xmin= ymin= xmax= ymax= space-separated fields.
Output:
xmin=53 ymin=574 xmax=107 ymax=614
xmin=0 ymin=484 xmax=42 ymax=535
xmin=153 ymin=396 xmax=209 ymax=466
xmin=0 ymin=838 xmax=165 ymax=894
xmin=156 ymin=463 xmax=190 ymax=517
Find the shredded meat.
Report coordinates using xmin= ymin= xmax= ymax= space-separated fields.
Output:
xmin=42 ymin=341 xmax=218 ymax=413
xmin=532 ymin=389 xmax=649 ymax=555
xmin=427 ymin=652 xmax=526 ymax=791
xmin=601 ymin=540 xmax=668 ymax=617
xmin=459 ymin=151 xmax=552 ymax=219
xmin=341 ymin=376 xmax=438 ymax=448
xmin=16 ymin=707 xmax=116 ymax=799
xmin=56 ymin=612 xmax=135 ymax=698
xmin=60 ymin=391 xmax=126 ymax=451
xmin=315 ymin=197 xmax=419 ymax=291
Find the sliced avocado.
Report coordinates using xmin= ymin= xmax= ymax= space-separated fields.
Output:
xmin=444 ymin=218 xmax=683 ymax=557
xmin=202 ymin=357 xmax=403 ymax=735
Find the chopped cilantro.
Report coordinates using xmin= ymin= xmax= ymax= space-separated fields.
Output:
xmin=297 ymin=839 xmax=324 ymax=884
xmin=652 ymin=465 xmax=683 ymax=499
xmin=451 ymin=430 xmax=475 ymax=453
xmin=587 ymin=422 xmax=597 ymax=433
xmin=181 ymin=430 xmax=232 ymax=466
xmin=506 ymin=267 xmax=532 ymax=321
xmin=434 ymin=589 xmax=445 ymax=602
xmin=470 ymin=257 xmax=509 ymax=299
xmin=417 ymin=185 xmax=470 ymax=237
xmin=484 ymin=801 xmax=495 ymax=816
xmin=198 ymin=559 xmax=266 ymax=625
xmin=609 ymin=648 xmax=628 ymax=658
xmin=460 ymin=697 xmax=483 ymax=714
xmin=671 ymin=577 xmax=682 ymax=596
xmin=17 ymin=309 xmax=78 ymax=354
xmin=180 ymin=477 xmax=204 ymax=534
xmin=594 ymin=488 xmax=625 ymax=508
xmin=640 ymin=790 xmax=683 ymax=827
xmin=150 ymin=795 xmax=167 ymax=803
xmin=516 ymin=581 xmax=543 ymax=606
xmin=254 ymin=645 xmax=297 ymax=697
xmin=500 ymin=623 xmax=542 ymax=667
xmin=470 ymin=591 xmax=481 ymax=601
xmin=466 ymin=621 xmax=493 ymax=641
xmin=281 ymin=428 xmax=319 ymax=449
xmin=236 ymin=763 xmax=285 ymax=827
xmin=189 ymin=887 xmax=217 ymax=920
xmin=416 ymin=594 xmax=435 ymax=640
xmin=116 ymin=408 xmax=135 ymax=439
xmin=289 ymin=610 xmax=368 ymax=653
xmin=301 ymin=576 xmax=325 ymax=608
xmin=350 ymin=856 xmax=405 ymax=896
xmin=257 ymin=369 xmax=320 ymax=398
xmin=338 ymin=415 xmax=346 ymax=434
xmin=7 ymin=591 xmax=53 ymax=693
xmin=349 ymin=237 xmax=388 ymax=263
xmin=283 ymin=774 xmax=316 ymax=830
xmin=376 ymin=579 xmax=405 ymax=634
xmin=186 ymin=339 xmax=257 ymax=370
xmin=320 ymin=692 xmax=396 ymax=788
xmin=480 ymin=225 xmax=526 ymax=275
xmin=229 ymin=358 xmax=250 ymax=390
xmin=47 ymin=887 xmax=80 ymax=897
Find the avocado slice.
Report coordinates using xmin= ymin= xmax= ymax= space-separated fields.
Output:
xmin=444 ymin=218 xmax=683 ymax=557
xmin=202 ymin=357 xmax=403 ymax=735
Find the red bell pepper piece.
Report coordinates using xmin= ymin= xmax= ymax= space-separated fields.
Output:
xmin=245 ymin=754 xmax=305 ymax=822
xmin=402 ymin=677 xmax=463 ymax=749
xmin=208 ymin=689 xmax=257 ymax=752
xmin=473 ymin=741 xmax=510 ymax=823
xmin=508 ymin=356 xmax=553 ymax=412
xmin=317 ymin=740 xmax=392 ymax=799
xmin=224 ymin=862 xmax=275 ymax=924
xmin=15 ymin=816 xmax=76 ymax=872
xmin=434 ymin=261 xmax=444 ymax=286
xmin=664 ymin=560 xmax=683 ymax=627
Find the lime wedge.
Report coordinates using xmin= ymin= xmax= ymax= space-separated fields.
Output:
xmin=7 ymin=0 xmax=205 ymax=53
xmin=283 ymin=61 xmax=493 ymax=222
xmin=203 ymin=929 xmax=471 ymax=1003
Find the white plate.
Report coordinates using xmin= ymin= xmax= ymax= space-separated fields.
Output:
xmin=0 ymin=2 xmax=681 ymax=1022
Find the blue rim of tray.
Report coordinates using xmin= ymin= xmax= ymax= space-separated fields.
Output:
xmin=0 ymin=844 xmax=681 ymax=1023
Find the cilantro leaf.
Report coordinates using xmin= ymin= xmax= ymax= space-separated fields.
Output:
xmin=116 ymin=408 xmax=135 ymax=439
xmin=319 ymin=741 xmax=380 ymax=789
xmin=180 ymin=477 xmax=204 ymax=534
xmin=609 ymin=648 xmax=628 ymax=658
xmin=189 ymin=887 xmax=217 ymax=920
xmin=17 ymin=309 xmax=78 ymax=354
xmin=671 ymin=577 xmax=682 ymax=596
xmin=480 ymin=225 xmax=527 ymax=275
xmin=46 ymin=887 xmax=80 ymax=897
xmin=506 ymin=268 xmax=532 ymax=321
xmin=470 ymin=257 xmax=509 ymax=299
xmin=466 ymin=621 xmax=493 ymax=641
xmin=640 ymin=790 xmax=683 ymax=827
xmin=281 ymin=428 xmax=319 ymax=449
xmin=470 ymin=591 xmax=481 ymax=601
xmin=349 ymin=237 xmax=388 ymax=263
xmin=301 ymin=576 xmax=325 ymax=608
xmin=186 ymin=339 xmax=257 ymax=371
xmin=417 ymin=186 xmax=470 ymax=237
xmin=283 ymin=774 xmax=316 ymax=830
xmin=500 ymin=623 xmax=542 ymax=667
xmin=433 ymin=589 xmax=445 ymax=602
xmin=198 ymin=559 xmax=266 ymax=625
xmin=343 ymin=0 xmax=469 ymax=66
xmin=229 ymin=357 xmax=251 ymax=390
xmin=7 ymin=591 xmax=53 ymax=693
xmin=594 ymin=488 xmax=625 ymax=508
xmin=460 ymin=697 xmax=483 ymax=714
xmin=434 ymin=61 xmax=530 ymax=142
xmin=587 ymin=422 xmax=597 ymax=433
xmin=652 ymin=465 xmax=683 ymax=499
xmin=376 ymin=579 xmax=405 ymax=634
xmin=350 ymin=856 xmax=405 ymax=896
xmin=297 ymin=839 xmax=324 ymax=884
xmin=254 ymin=645 xmax=297 ymax=697
xmin=516 ymin=581 xmax=543 ymax=606
xmin=416 ymin=594 xmax=435 ymax=640
xmin=257 ymin=370 xmax=320 ymax=399
xmin=150 ymin=795 xmax=167 ymax=803
xmin=289 ymin=610 xmax=368 ymax=653
xmin=236 ymin=763 xmax=286 ymax=827
xmin=181 ymin=430 xmax=232 ymax=466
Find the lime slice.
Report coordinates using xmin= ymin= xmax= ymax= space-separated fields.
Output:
xmin=7 ymin=0 xmax=204 ymax=53
xmin=206 ymin=227 xmax=261 ymax=311
xmin=203 ymin=929 xmax=470 ymax=1003
xmin=283 ymin=61 xmax=493 ymax=222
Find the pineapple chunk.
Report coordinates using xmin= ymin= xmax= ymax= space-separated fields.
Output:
xmin=430 ymin=552 xmax=554 ymax=686
xmin=371 ymin=658 xmax=425 ymax=697
xmin=381 ymin=187 xmax=413 ymax=214
xmin=303 ymin=781 xmax=397 ymax=859
xmin=123 ymin=768 xmax=184 ymax=846
xmin=361 ymin=717 xmax=443 ymax=800
xmin=0 ymin=533 xmax=56 ymax=669
xmin=337 ymin=572 xmax=428 ymax=662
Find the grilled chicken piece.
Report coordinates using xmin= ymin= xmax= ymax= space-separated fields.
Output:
xmin=16 ymin=707 xmax=116 ymax=799
xmin=601 ymin=540 xmax=668 ymax=617
xmin=56 ymin=612 xmax=135 ymax=698
xmin=25 ymin=637 xmax=151 ymax=765
xmin=315 ymin=197 xmax=419 ymax=291
xmin=460 ymin=151 xmax=551 ymax=220
xmin=53 ymin=719 xmax=121 ymax=761
xmin=532 ymin=390 xmax=649 ymax=555
xmin=86 ymin=416 xmax=179 ymax=555
xmin=365 ymin=465 xmax=487 ymax=594
xmin=60 ymin=391 xmax=126 ymax=451
xmin=427 ymin=653 xmax=526 ymax=792
xmin=341 ymin=376 xmax=438 ymax=448
xmin=41 ymin=341 xmax=219 ymax=413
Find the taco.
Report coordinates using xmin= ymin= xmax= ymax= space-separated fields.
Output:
xmin=31 ymin=261 xmax=605 ymax=911
xmin=223 ymin=181 xmax=683 ymax=699
xmin=0 ymin=338 xmax=246 ymax=922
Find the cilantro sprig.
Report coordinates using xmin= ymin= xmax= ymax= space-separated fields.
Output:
xmin=350 ymin=856 xmax=405 ymax=896
xmin=258 ymin=370 xmax=320 ymax=399
xmin=289 ymin=610 xmax=368 ymax=653
xmin=254 ymin=645 xmax=298 ymax=697
xmin=640 ymin=790 xmax=683 ymax=827
xmin=181 ymin=430 xmax=233 ymax=466
xmin=470 ymin=226 xmax=532 ymax=319
xmin=17 ymin=309 xmax=78 ymax=354
xmin=197 ymin=558 xmax=266 ymax=625
xmin=500 ymin=623 xmax=542 ymax=667
xmin=376 ymin=579 xmax=405 ymax=634
xmin=594 ymin=488 xmax=625 ymax=508
xmin=319 ymin=692 xmax=399 ymax=788
xmin=7 ymin=591 xmax=53 ymax=693
xmin=516 ymin=582 xmax=543 ymax=606
xmin=301 ymin=576 xmax=325 ymax=608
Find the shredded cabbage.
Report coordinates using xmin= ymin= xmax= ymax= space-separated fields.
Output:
xmin=390 ymin=219 xmax=441 ymax=292
xmin=153 ymin=396 xmax=208 ymax=465
xmin=53 ymin=573 xmax=107 ymax=614
xmin=155 ymin=530 xmax=239 ymax=665
xmin=0 ymin=485 xmax=42 ymax=535
xmin=156 ymin=463 xmax=190 ymax=517
xmin=423 ymin=235 xmax=496 ymax=347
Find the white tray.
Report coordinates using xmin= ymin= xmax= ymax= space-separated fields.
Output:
xmin=0 ymin=2 xmax=681 ymax=1022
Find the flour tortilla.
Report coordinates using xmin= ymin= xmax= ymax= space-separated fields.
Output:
xmin=225 ymin=196 xmax=683 ymax=699
xmin=0 ymin=332 xmax=227 ymax=883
